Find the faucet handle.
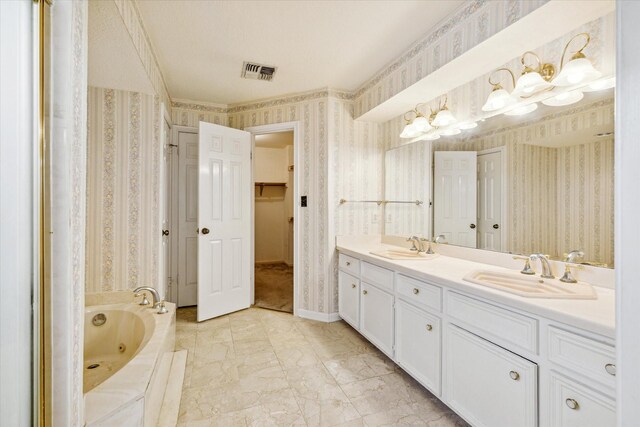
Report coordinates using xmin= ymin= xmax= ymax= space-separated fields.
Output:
xmin=406 ymin=236 xmax=419 ymax=251
xmin=513 ymin=255 xmax=536 ymax=275
xmin=134 ymin=292 xmax=150 ymax=306
xmin=560 ymin=262 xmax=584 ymax=284
xmin=157 ymin=300 xmax=169 ymax=314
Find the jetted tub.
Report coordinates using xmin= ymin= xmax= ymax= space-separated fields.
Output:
xmin=83 ymin=302 xmax=176 ymax=426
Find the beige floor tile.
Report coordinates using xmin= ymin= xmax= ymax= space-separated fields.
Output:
xmin=234 ymin=350 xmax=282 ymax=379
xmin=340 ymin=373 xmax=415 ymax=417
xmin=188 ymin=358 xmax=240 ymax=389
xmin=361 ymin=404 xmax=425 ymax=426
xmin=309 ymin=337 xmax=374 ymax=361
xmin=323 ymin=352 xmax=397 ymax=385
xmin=230 ymin=321 xmax=268 ymax=341
xmin=193 ymin=341 xmax=236 ymax=366
xmin=233 ymin=338 xmax=273 ymax=357
xmin=275 ymin=345 xmax=323 ymax=371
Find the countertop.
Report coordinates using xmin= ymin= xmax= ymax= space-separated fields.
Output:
xmin=337 ymin=241 xmax=615 ymax=340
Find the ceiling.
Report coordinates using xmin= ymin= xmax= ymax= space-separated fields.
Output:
xmin=255 ymin=131 xmax=293 ymax=148
xmin=88 ymin=1 xmax=155 ymax=94
xmin=135 ymin=0 xmax=465 ymax=105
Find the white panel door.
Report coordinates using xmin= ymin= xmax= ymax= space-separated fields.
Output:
xmin=434 ymin=151 xmax=477 ymax=248
xmin=478 ymin=150 xmax=502 ymax=251
xmin=178 ymin=130 xmax=199 ymax=307
xmin=444 ymin=324 xmax=538 ymax=427
xmin=159 ymin=118 xmax=171 ymax=300
xmin=548 ymin=371 xmax=615 ymax=427
xmin=360 ymin=282 xmax=394 ymax=357
xmin=338 ymin=271 xmax=360 ymax=329
xmin=198 ymin=122 xmax=252 ymax=321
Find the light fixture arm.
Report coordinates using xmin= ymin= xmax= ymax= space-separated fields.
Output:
xmin=403 ymin=110 xmax=417 ymax=124
xmin=559 ymin=32 xmax=591 ymax=70
xmin=488 ymin=67 xmax=516 ymax=90
xmin=520 ymin=51 xmax=542 ymax=74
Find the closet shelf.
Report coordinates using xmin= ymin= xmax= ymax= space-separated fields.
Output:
xmin=255 ymin=182 xmax=287 ymax=196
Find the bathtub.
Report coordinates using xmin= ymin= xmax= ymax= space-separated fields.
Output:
xmin=83 ymin=302 xmax=176 ymax=426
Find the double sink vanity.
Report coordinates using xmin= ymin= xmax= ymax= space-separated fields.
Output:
xmin=336 ymin=237 xmax=616 ymax=427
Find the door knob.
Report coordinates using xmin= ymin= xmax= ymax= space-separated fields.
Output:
xmin=493 ymin=224 xmax=500 ymax=229
xmin=162 ymin=229 xmax=170 ymax=236
xmin=201 ymin=228 xmax=210 ymax=235
xmin=470 ymin=224 xmax=476 ymax=229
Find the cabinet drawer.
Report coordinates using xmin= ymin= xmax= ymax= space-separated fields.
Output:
xmin=361 ymin=261 xmax=394 ymax=291
xmin=339 ymin=253 xmax=360 ymax=276
xmin=548 ymin=326 xmax=616 ymax=388
xmin=447 ymin=292 xmax=538 ymax=354
xmin=397 ymin=274 xmax=442 ymax=312
xmin=445 ymin=325 xmax=537 ymax=427
xmin=548 ymin=371 xmax=615 ymax=427
xmin=338 ymin=271 xmax=360 ymax=330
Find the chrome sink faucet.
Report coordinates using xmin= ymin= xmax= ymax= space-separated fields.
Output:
xmin=529 ymin=254 xmax=554 ymax=279
xmin=406 ymin=236 xmax=424 ymax=252
xmin=133 ymin=286 xmax=161 ymax=308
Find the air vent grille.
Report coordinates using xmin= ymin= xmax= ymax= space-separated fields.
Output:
xmin=241 ymin=61 xmax=277 ymax=82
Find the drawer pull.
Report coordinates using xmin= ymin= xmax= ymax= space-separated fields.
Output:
xmin=346 ymin=261 xmax=351 ymax=266
xmin=413 ymin=288 xmax=420 ymax=295
xmin=426 ymin=324 xmax=433 ymax=331
xmin=605 ymin=363 xmax=616 ymax=376
xmin=351 ymin=283 xmax=356 ymax=289
xmin=565 ymin=398 xmax=579 ymax=410
xmin=509 ymin=371 xmax=520 ymax=381
xmin=362 ymin=290 xmax=368 ymax=295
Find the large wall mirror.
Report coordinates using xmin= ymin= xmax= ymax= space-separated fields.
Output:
xmin=384 ymin=35 xmax=615 ymax=269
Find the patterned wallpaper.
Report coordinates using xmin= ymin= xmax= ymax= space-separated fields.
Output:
xmin=432 ymin=99 xmax=615 ymax=265
xmin=171 ymin=99 xmax=228 ymax=127
xmin=353 ymin=0 xmax=549 ymax=118
xmin=86 ymin=86 xmax=161 ymax=293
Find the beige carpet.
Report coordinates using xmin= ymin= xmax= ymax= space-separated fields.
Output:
xmin=254 ymin=263 xmax=293 ymax=313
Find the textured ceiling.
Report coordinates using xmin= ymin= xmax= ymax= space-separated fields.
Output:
xmin=88 ymin=1 xmax=155 ymax=94
xmin=136 ymin=0 xmax=465 ymax=105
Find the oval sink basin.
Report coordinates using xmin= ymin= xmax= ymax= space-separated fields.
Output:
xmin=463 ymin=270 xmax=597 ymax=300
xmin=370 ymin=249 xmax=439 ymax=260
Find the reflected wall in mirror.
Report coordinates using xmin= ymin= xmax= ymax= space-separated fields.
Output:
xmin=384 ymin=142 xmax=430 ymax=237
xmin=432 ymin=94 xmax=614 ymax=267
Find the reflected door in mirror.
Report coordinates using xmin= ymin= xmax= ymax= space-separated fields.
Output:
xmin=434 ymin=151 xmax=477 ymax=248
xmin=478 ymin=150 xmax=503 ymax=251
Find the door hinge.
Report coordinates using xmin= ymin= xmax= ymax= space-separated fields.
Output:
xmin=250 ymin=152 xmax=253 ymax=160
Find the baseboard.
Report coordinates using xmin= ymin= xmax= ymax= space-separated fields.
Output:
xmin=297 ymin=309 xmax=341 ymax=323
xmin=255 ymin=259 xmax=287 ymax=265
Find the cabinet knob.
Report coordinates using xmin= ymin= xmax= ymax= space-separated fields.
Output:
xmin=362 ymin=290 xmax=368 ymax=295
xmin=413 ymin=288 xmax=420 ymax=295
xmin=605 ymin=363 xmax=616 ymax=376
xmin=346 ymin=261 xmax=351 ymax=266
xmin=426 ymin=324 xmax=433 ymax=331
xmin=565 ymin=398 xmax=579 ymax=410
xmin=351 ymin=283 xmax=356 ymax=289
xmin=509 ymin=371 xmax=520 ymax=381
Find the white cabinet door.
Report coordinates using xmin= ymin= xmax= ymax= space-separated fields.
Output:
xmin=360 ymin=282 xmax=394 ymax=357
xmin=444 ymin=325 xmax=537 ymax=427
xmin=549 ymin=371 xmax=616 ymax=427
xmin=338 ymin=271 xmax=360 ymax=330
xmin=395 ymin=300 xmax=441 ymax=395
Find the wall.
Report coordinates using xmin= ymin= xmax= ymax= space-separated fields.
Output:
xmin=254 ymin=146 xmax=289 ymax=263
xmin=171 ymin=99 xmax=228 ymax=128
xmin=86 ymin=86 xmax=161 ymax=293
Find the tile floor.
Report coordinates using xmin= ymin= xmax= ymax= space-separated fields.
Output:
xmin=176 ymin=306 xmax=469 ymax=426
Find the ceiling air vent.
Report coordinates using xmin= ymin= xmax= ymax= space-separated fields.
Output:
xmin=241 ymin=61 xmax=277 ymax=82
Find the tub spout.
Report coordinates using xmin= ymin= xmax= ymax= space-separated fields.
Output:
xmin=133 ymin=286 xmax=161 ymax=308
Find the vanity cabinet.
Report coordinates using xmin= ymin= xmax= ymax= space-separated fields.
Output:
xmin=395 ymin=300 xmax=441 ymax=395
xmin=360 ymin=282 xmax=394 ymax=356
xmin=338 ymin=271 xmax=360 ymax=329
xmin=548 ymin=372 xmax=616 ymax=427
xmin=445 ymin=324 xmax=538 ymax=427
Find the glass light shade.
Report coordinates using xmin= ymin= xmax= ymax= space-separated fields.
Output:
xmin=399 ymin=123 xmax=420 ymax=139
xmin=431 ymin=109 xmax=456 ymax=127
xmin=482 ymin=88 xmax=516 ymax=112
xmin=582 ymin=76 xmax=615 ymax=92
xmin=504 ymin=103 xmax=538 ymax=116
xmin=458 ymin=122 xmax=478 ymax=130
xmin=513 ymin=72 xmax=552 ymax=97
xmin=423 ymin=132 xmax=441 ymax=141
xmin=412 ymin=115 xmax=432 ymax=132
xmin=552 ymin=57 xmax=601 ymax=87
xmin=541 ymin=90 xmax=584 ymax=107
xmin=440 ymin=128 xmax=461 ymax=136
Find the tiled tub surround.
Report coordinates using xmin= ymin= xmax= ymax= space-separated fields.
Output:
xmin=84 ymin=302 xmax=176 ymax=426
xmin=336 ymin=235 xmax=616 ymax=426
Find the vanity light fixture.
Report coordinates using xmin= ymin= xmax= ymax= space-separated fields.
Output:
xmin=512 ymin=51 xmax=555 ymax=97
xmin=541 ymin=90 xmax=584 ymax=107
xmin=422 ymin=132 xmax=441 ymax=141
xmin=431 ymin=97 xmax=457 ymax=127
xmin=504 ymin=103 xmax=538 ymax=116
xmin=482 ymin=68 xmax=517 ymax=112
xmin=400 ymin=104 xmax=432 ymax=139
xmin=458 ymin=121 xmax=478 ymax=130
xmin=582 ymin=76 xmax=615 ymax=92
xmin=552 ymin=33 xmax=601 ymax=87
xmin=440 ymin=128 xmax=462 ymax=136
